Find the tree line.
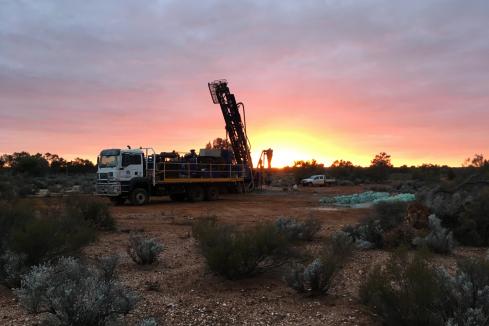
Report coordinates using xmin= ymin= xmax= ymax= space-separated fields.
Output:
xmin=0 ymin=152 xmax=96 ymax=176
xmin=287 ymin=152 xmax=488 ymax=183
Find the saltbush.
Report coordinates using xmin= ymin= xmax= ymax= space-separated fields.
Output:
xmin=138 ymin=318 xmax=158 ymax=326
xmin=286 ymin=258 xmax=338 ymax=295
xmin=413 ymin=214 xmax=455 ymax=254
xmin=10 ymin=213 xmax=96 ymax=267
xmin=286 ymin=230 xmax=353 ymax=296
xmin=65 ymin=196 xmax=115 ymax=230
xmin=343 ymin=201 xmax=410 ymax=250
xmin=193 ymin=218 xmax=290 ymax=279
xmin=15 ymin=256 xmax=138 ymax=326
xmin=359 ymin=250 xmax=447 ymax=325
xmin=374 ymin=201 xmax=408 ymax=231
xmin=360 ymin=251 xmax=489 ymax=326
xmin=343 ymin=217 xmax=384 ymax=249
xmin=127 ymin=234 xmax=164 ymax=265
xmin=0 ymin=201 xmax=95 ymax=287
xmin=275 ymin=216 xmax=321 ymax=241
xmin=456 ymin=189 xmax=489 ymax=246
xmin=328 ymin=230 xmax=354 ymax=258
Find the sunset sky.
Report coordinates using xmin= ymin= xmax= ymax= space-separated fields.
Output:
xmin=1 ymin=0 xmax=488 ymax=167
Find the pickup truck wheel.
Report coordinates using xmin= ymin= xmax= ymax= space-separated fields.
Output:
xmin=130 ymin=188 xmax=149 ymax=205
xmin=204 ymin=187 xmax=219 ymax=201
xmin=187 ymin=186 xmax=204 ymax=202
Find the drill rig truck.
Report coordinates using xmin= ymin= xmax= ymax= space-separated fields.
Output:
xmin=95 ymin=80 xmax=254 ymax=205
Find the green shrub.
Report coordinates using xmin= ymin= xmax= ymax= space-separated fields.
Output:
xmin=65 ymin=196 xmax=115 ymax=230
xmin=0 ymin=202 xmax=96 ymax=287
xmin=193 ymin=218 xmax=290 ymax=279
xmin=360 ymin=251 xmax=489 ymax=326
xmin=374 ymin=201 xmax=408 ymax=231
xmin=328 ymin=230 xmax=354 ymax=258
xmin=15 ymin=256 xmax=138 ymax=325
xmin=275 ymin=216 xmax=321 ymax=241
xmin=10 ymin=213 xmax=96 ymax=267
xmin=455 ymin=190 xmax=489 ymax=246
xmin=127 ymin=234 xmax=164 ymax=265
xmin=286 ymin=230 xmax=353 ymax=296
xmin=359 ymin=250 xmax=445 ymax=325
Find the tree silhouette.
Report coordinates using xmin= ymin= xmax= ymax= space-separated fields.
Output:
xmin=371 ymin=152 xmax=393 ymax=168
xmin=205 ymin=137 xmax=231 ymax=150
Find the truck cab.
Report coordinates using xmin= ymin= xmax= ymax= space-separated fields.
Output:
xmin=96 ymin=148 xmax=151 ymax=205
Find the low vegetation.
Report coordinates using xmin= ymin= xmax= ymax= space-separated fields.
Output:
xmin=275 ymin=216 xmax=321 ymax=241
xmin=285 ymin=231 xmax=354 ymax=296
xmin=15 ymin=256 xmax=138 ymax=326
xmin=0 ymin=201 xmax=96 ymax=287
xmin=360 ymin=250 xmax=489 ymax=326
xmin=455 ymin=189 xmax=489 ymax=246
xmin=127 ymin=234 xmax=164 ymax=265
xmin=65 ymin=196 xmax=115 ymax=230
xmin=192 ymin=217 xmax=290 ymax=279
xmin=413 ymin=214 xmax=455 ymax=254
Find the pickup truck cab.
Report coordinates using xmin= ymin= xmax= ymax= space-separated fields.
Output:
xmin=301 ymin=175 xmax=336 ymax=187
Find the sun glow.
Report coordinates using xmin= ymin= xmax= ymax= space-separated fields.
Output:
xmin=250 ymin=128 xmax=338 ymax=168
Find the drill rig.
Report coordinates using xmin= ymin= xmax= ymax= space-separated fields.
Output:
xmin=208 ymin=80 xmax=255 ymax=190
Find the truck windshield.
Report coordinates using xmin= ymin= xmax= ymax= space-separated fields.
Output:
xmin=99 ymin=155 xmax=119 ymax=168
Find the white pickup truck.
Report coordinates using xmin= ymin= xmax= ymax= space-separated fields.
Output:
xmin=301 ymin=175 xmax=336 ymax=187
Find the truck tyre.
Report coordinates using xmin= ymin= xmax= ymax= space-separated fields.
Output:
xmin=110 ymin=196 xmax=126 ymax=205
xmin=169 ymin=193 xmax=186 ymax=202
xmin=186 ymin=186 xmax=204 ymax=202
xmin=130 ymin=188 xmax=149 ymax=205
xmin=205 ymin=187 xmax=219 ymax=201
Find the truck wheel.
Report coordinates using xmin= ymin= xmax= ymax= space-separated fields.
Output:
xmin=130 ymin=188 xmax=149 ymax=205
xmin=169 ymin=194 xmax=186 ymax=202
xmin=110 ymin=196 xmax=126 ymax=205
xmin=205 ymin=187 xmax=219 ymax=201
xmin=186 ymin=186 xmax=204 ymax=202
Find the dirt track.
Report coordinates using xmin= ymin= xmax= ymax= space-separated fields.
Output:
xmin=1 ymin=186 xmax=384 ymax=326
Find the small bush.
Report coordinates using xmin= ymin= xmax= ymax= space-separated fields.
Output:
xmin=138 ymin=317 xmax=158 ymax=326
xmin=0 ymin=250 xmax=28 ymax=288
xmin=374 ymin=201 xmax=408 ymax=231
xmin=344 ymin=217 xmax=384 ymax=249
xmin=413 ymin=214 xmax=455 ymax=254
xmin=328 ymin=230 xmax=354 ymax=258
xmin=275 ymin=216 xmax=321 ymax=241
xmin=127 ymin=234 xmax=164 ymax=265
xmin=286 ymin=230 xmax=353 ymax=296
xmin=0 ymin=202 xmax=95 ymax=287
xmin=10 ymin=213 xmax=96 ymax=267
xmin=66 ymin=196 xmax=115 ymax=230
xmin=456 ymin=189 xmax=489 ymax=246
xmin=286 ymin=258 xmax=338 ymax=296
xmin=360 ymin=251 xmax=489 ymax=326
xmin=359 ymin=250 xmax=446 ymax=325
xmin=15 ymin=256 xmax=138 ymax=325
xmin=193 ymin=218 xmax=290 ymax=279
xmin=440 ymin=257 xmax=489 ymax=326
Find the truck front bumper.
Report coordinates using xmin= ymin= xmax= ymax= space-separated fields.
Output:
xmin=96 ymin=182 xmax=122 ymax=196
